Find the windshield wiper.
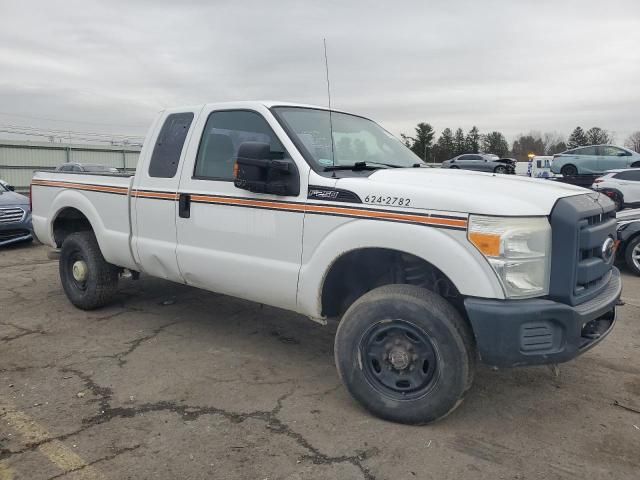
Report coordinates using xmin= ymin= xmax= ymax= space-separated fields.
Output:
xmin=323 ymin=161 xmax=401 ymax=172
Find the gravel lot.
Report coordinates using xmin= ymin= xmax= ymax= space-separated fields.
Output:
xmin=1 ymin=242 xmax=639 ymax=480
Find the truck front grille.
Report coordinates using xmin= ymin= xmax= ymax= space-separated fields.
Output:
xmin=0 ymin=207 xmax=25 ymax=224
xmin=548 ymin=193 xmax=616 ymax=306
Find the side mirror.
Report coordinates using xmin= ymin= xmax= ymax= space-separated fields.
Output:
xmin=233 ymin=142 xmax=299 ymax=196
xmin=7 ymin=185 xmax=15 ymax=191
xmin=617 ymin=152 xmax=628 ymax=157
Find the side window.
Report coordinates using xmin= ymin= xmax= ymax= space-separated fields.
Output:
xmin=458 ymin=155 xmax=470 ymax=160
xmin=149 ymin=112 xmax=194 ymax=178
xmin=576 ymin=146 xmax=597 ymax=156
xmin=194 ymin=110 xmax=287 ymax=180
xmin=470 ymin=155 xmax=483 ymax=160
xmin=600 ymin=146 xmax=625 ymax=157
xmin=615 ymin=171 xmax=640 ymax=181
xmin=72 ymin=165 xmax=82 ymax=172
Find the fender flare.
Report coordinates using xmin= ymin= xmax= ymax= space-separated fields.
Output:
xmin=48 ymin=190 xmax=108 ymax=252
xmin=296 ymin=219 xmax=504 ymax=318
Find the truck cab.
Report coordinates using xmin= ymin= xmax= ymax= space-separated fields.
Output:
xmin=31 ymin=101 xmax=621 ymax=424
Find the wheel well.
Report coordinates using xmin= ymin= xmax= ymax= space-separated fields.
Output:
xmin=53 ymin=207 xmax=94 ymax=247
xmin=321 ymin=248 xmax=465 ymax=319
xmin=631 ymin=161 xmax=640 ymax=168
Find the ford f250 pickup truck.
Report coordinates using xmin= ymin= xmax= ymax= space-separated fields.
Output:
xmin=31 ymin=102 xmax=621 ymax=424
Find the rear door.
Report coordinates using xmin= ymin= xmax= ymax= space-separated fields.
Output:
xmin=175 ymin=105 xmax=306 ymax=311
xmin=131 ymin=109 xmax=198 ymax=282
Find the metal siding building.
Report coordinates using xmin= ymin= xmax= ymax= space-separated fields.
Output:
xmin=0 ymin=140 xmax=141 ymax=192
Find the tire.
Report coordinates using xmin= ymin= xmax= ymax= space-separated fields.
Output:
xmin=625 ymin=236 xmax=640 ymax=276
xmin=493 ymin=165 xmax=507 ymax=174
xmin=450 ymin=165 xmax=460 ymax=169
xmin=631 ymin=162 xmax=640 ymax=168
xmin=59 ymin=231 xmax=119 ymax=310
xmin=334 ymin=284 xmax=476 ymax=425
xmin=560 ymin=164 xmax=578 ymax=176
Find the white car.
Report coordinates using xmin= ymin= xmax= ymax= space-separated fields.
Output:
xmin=31 ymin=101 xmax=620 ymax=425
xmin=592 ymin=168 xmax=640 ymax=210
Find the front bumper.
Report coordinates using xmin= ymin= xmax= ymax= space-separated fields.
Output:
xmin=464 ymin=268 xmax=621 ymax=367
xmin=0 ymin=210 xmax=33 ymax=247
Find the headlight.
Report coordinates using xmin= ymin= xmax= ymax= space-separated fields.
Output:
xmin=468 ymin=215 xmax=551 ymax=298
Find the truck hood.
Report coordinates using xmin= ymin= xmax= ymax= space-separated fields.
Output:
xmin=0 ymin=190 xmax=30 ymax=208
xmin=335 ymin=168 xmax=589 ymax=216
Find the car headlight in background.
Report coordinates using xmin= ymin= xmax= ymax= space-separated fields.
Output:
xmin=468 ymin=215 xmax=551 ymax=298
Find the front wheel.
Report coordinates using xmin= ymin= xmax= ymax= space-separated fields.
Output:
xmin=631 ymin=161 xmax=640 ymax=168
xmin=625 ymin=236 xmax=640 ymax=276
xmin=334 ymin=285 xmax=476 ymax=425
xmin=59 ymin=231 xmax=119 ymax=310
xmin=493 ymin=165 xmax=508 ymax=174
xmin=560 ymin=164 xmax=578 ymax=176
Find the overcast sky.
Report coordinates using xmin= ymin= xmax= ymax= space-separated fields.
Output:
xmin=2 ymin=0 xmax=640 ymax=144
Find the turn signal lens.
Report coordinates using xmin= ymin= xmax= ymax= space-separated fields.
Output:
xmin=233 ymin=162 xmax=239 ymax=178
xmin=469 ymin=232 xmax=500 ymax=256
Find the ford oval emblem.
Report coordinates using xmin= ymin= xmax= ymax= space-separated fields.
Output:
xmin=601 ymin=237 xmax=615 ymax=264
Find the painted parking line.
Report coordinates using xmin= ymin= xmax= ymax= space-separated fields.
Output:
xmin=1 ymin=404 xmax=102 ymax=479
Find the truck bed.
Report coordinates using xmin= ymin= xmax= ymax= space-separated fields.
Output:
xmin=31 ymin=170 xmax=137 ymax=270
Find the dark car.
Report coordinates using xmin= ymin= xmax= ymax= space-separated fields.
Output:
xmin=441 ymin=154 xmax=515 ymax=174
xmin=0 ymin=180 xmax=33 ymax=247
xmin=616 ymin=211 xmax=640 ymax=275
xmin=55 ymin=163 xmax=119 ymax=173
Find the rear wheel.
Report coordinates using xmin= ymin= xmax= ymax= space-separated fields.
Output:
xmin=560 ymin=164 xmax=578 ymax=176
xmin=450 ymin=165 xmax=460 ymax=169
xmin=631 ymin=161 xmax=640 ymax=168
xmin=334 ymin=284 xmax=475 ymax=425
xmin=625 ymin=236 xmax=640 ymax=276
xmin=59 ymin=232 xmax=119 ymax=310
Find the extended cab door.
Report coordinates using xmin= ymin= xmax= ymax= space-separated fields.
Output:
xmin=175 ymin=105 xmax=306 ymax=311
xmin=131 ymin=109 xmax=198 ymax=283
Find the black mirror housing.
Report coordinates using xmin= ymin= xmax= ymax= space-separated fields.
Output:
xmin=8 ymin=185 xmax=15 ymax=191
xmin=234 ymin=142 xmax=299 ymax=196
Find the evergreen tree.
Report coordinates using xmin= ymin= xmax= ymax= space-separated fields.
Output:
xmin=567 ymin=127 xmax=588 ymax=149
xmin=482 ymin=131 xmax=509 ymax=157
xmin=586 ymin=127 xmax=611 ymax=145
xmin=435 ymin=128 xmax=455 ymax=162
xmin=511 ymin=134 xmax=546 ymax=161
xmin=453 ymin=128 xmax=466 ymax=156
xmin=547 ymin=141 xmax=567 ymax=155
xmin=466 ymin=126 xmax=480 ymax=153
xmin=401 ymin=123 xmax=435 ymax=161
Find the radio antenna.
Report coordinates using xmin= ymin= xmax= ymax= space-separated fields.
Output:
xmin=323 ymin=38 xmax=336 ymax=166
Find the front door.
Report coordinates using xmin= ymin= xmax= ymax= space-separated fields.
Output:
xmin=175 ymin=106 xmax=306 ymax=311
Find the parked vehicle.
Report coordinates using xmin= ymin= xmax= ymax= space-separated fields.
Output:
xmin=441 ymin=153 xmax=514 ymax=174
xmin=0 ymin=179 xmax=32 ymax=246
xmin=55 ymin=163 xmax=119 ymax=173
xmin=31 ymin=101 xmax=620 ymax=424
xmin=592 ymin=168 xmax=640 ymax=211
xmin=616 ymin=212 xmax=640 ymax=275
xmin=551 ymin=145 xmax=640 ymax=176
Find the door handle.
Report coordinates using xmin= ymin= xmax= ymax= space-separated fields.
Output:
xmin=178 ymin=193 xmax=191 ymax=218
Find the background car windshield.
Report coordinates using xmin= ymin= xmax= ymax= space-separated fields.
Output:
xmin=273 ymin=107 xmax=421 ymax=169
xmin=0 ymin=182 xmax=7 ymax=192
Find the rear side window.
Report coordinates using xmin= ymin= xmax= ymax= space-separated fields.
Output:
xmin=149 ymin=112 xmax=194 ymax=178
xmin=614 ymin=171 xmax=640 ymax=181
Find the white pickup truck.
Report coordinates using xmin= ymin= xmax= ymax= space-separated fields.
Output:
xmin=32 ymin=101 xmax=621 ymax=424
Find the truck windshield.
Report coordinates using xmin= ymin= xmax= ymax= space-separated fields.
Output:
xmin=272 ymin=107 xmax=421 ymax=170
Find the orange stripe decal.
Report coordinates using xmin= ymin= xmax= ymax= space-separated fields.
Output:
xmin=31 ymin=179 xmax=467 ymax=230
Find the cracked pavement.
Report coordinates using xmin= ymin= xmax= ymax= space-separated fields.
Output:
xmin=1 ymin=243 xmax=639 ymax=479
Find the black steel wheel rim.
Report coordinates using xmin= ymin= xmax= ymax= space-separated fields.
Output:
xmin=66 ymin=249 xmax=88 ymax=291
xmin=359 ymin=319 xmax=439 ymax=400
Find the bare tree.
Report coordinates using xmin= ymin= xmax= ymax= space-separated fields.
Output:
xmin=625 ymin=131 xmax=640 ymax=152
